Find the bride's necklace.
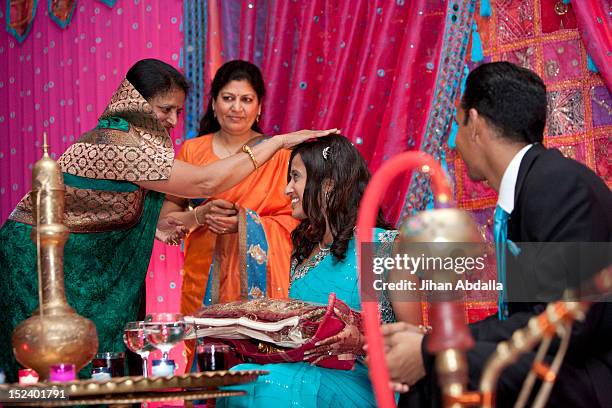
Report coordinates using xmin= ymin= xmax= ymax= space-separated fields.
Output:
xmin=290 ymin=242 xmax=331 ymax=285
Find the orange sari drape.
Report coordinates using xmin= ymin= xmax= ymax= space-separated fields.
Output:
xmin=178 ymin=134 xmax=298 ymax=363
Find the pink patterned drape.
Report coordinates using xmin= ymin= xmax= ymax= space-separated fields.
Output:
xmin=0 ymin=0 xmax=185 ymax=365
xmin=573 ymin=0 xmax=612 ymax=91
xmin=453 ymin=0 xmax=612 ymax=247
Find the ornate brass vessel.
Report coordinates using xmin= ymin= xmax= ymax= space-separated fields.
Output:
xmin=356 ymin=152 xmax=481 ymax=407
xmin=12 ymin=133 xmax=98 ymax=379
xmin=401 ymin=208 xmax=481 ymax=408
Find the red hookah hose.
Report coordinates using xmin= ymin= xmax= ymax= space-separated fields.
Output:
xmin=357 ymin=152 xmax=451 ymax=408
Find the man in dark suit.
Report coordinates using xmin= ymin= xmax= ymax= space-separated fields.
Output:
xmin=382 ymin=62 xmax=612 ymax=407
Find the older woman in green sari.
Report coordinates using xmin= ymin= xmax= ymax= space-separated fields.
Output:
xmin=0 ymin=58 xmax=336 ymax=382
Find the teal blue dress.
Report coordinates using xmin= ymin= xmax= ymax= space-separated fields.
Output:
xmin=218 ymin=229 xmax=397 ymax=408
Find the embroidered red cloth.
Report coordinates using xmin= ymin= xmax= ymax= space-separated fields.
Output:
xmin=188 ymin=293 xmax=361 ymax=370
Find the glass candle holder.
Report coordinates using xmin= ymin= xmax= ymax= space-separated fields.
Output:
xmin=91 ymin=352 xmax=125 ymax=377
xmin=18 ymin=368 xmax=39 ymax=385
xmin=151 ymin=359 xmax=176 ymax=377
xmin=49 ymin=364 xmax=75 ymax=382
xmin=0 ymin=368 xmax=5 ymax=384
xmin=91 ymin=367 xmax=112 ymax=381
xmin=197 ymin=343 xmax=230 ymax=372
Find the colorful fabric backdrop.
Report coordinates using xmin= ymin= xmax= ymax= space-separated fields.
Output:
xmin=445 ymin=0 xmax=612 ymax=323
xmin=199 ymin=0 xmax=454 ymax=222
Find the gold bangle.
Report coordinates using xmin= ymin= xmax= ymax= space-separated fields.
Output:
xmin=242 ymin=144 xmax=259 ymax=170
xmin=194 ymin=206 xmax=205 ymax=226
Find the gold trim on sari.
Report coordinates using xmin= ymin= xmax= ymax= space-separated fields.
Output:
xmin=58 ymin=79 xmax=174 ymax=182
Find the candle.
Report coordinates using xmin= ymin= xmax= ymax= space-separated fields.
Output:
xmin=18 ymin=368 xmax=39 ymax=385
xmin=0 ymin=368 xmax=5 ymax=384
xmin=49 ymin=364 xmax=76 ymax=382
xmin=151 ymin=359 xmax=175 ymax=377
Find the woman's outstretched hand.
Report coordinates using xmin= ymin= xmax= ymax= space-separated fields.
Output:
xmin=156 ymin=217 xmax=188 ymax=245
xmin=277 ymin=128 xmax=340 ymax=149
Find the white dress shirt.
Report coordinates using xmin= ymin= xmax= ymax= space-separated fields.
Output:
xmin=497 ymin=144 xmax=533 ymax=214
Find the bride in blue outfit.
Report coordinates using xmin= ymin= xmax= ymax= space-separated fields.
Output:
xmin=218 ymin=135 xmax=422 ymax=407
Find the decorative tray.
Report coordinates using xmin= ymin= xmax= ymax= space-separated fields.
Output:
xmin=0 ymin=369 xmax=267 ymax=397
xmin=6 ymin=389 xmax=245 ymax=406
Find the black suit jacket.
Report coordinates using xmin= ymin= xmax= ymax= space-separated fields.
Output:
xmin=404 ymin=145 xmax=612 ymax=407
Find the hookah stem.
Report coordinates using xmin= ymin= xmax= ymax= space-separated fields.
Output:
xmin=358 ymin=151 xmax=451 ymax=408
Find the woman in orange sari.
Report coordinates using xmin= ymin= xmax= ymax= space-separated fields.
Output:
xmin=157 ymin=60 xmax=299 ymax=364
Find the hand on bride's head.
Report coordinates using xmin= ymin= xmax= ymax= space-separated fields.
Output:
xmin=278 ymin=128 xmax=340 ymax=149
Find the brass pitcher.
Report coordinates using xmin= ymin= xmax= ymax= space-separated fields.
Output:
xmin=12 ymin=133 xmax=98 ymax=380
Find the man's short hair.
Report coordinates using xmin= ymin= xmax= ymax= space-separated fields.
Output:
xmin=461 ymin=62 xmax=547 ymax=144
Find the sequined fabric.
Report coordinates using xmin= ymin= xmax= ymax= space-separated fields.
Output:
xmin=194 ymin=297 xmax=325 ymax=321
xmin=217 ymin=229 xmax=397 ymax=407
xmin=289 ymin=230 xmax=399 ymax=324
xmin=400 ymin=0 xmax=476 ymax=218
xmin=290 ymin=250 xmax=329 ymax=285
xmin=455 ymin=0 xmax=612 ymax=214
xmin=192 ymin=294 xmax=361 ymax=370
xmin=449 ymin=0 xmax=612 ymax=324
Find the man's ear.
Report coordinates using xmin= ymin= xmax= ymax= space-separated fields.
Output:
xmin=468 ymin=108 xmax=485 ymax=144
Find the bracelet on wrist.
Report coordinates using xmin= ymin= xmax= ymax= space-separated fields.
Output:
xmin=242 ymin=144 xmax=259 ymax=170
xmin=194 ymin=206 xmax=205 ymax=226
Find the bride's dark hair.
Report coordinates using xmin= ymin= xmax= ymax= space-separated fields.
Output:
xmin=289 ymin=135 xmax=390 ymax=264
